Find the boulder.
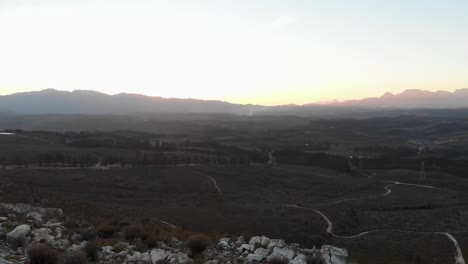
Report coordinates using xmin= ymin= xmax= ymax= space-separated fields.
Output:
xmin=320 ymin=245 xmax=348 ymax=264
xmin=128 ymin=251 xmax=152 ymax=262
xmin=6 ymin=224 xmax=30 ymax=246
xmin=254 ymin=247 xmax=270 ymax=257
xmin=291 ymin=254 xmax=307 ymax=264
xmin=150 ymin=249 xmax=169 ymax=263
xmin=249 ymin=236 xmax=262 ymax=245
xmin=171 ymin=252 xmax=190 ymax=263
xmin=268 ymin=247 xmax=296 ymax=260
xmin=239 ymin=244 xmax=255 ymax=253
xmin=260 ymin=236 xmax=270 ymax=248
xmin=32 ymin=228 xmax=54 ymax=243
xmin=247 ymin=253 xmax=265 ymax=262
xmin=217 ymin=240 xmax=230 ymax=251
xmin=267 ymin=239 xmax=286 ymax=249
xmin=26 ymin=212 xmax=43 ymax=223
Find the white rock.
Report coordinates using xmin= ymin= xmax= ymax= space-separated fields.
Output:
xmin=320 ymin=245 xmax=348 ymax=264
xmin=260 ymin=236 xmax=270 ymax=248
xmin=129 ymin=251 xmax=152 ymax=262
xmin=6 ymin=224 xmax=30 ymax=243
xmin=267 ymin=239 xmax=286 ymax=249
xmin=218 ymin=240 xmax=230 ymax=250
xmin=291 ymin=254 xmax=307 ymax=264
xmin=239 ymin=244 xmax=255 ymax=253
xmin=254 ymin=247 xmax=270 ymax=257
xmin=269 ymin=247 xmax=296 ymax=260
xmin=249 ymin=236 xmax=262 ymax=245
xmin=53 ymin=239 xmax=70 ymax=250
xmin=27 ymin=212 xmax=43 ymax=223
xmin=205 ymin=260 xmax=220 ymax=264
xmin=247 ymin=253 xmax=265 ymax=262
xmin=0 ymin=217 xmax=8 ymax=222
xmin=150 ymin=249 xmax=169 ymax=263
xmin=55 ymin=227 xmax=63 ymax=239
xmin=32 ymin=228 xmax=54 ymax=243
xmin=141 ymin=252 xmax=151 ymax=262
xmin=44 ymin=219 xmax=62 ymax=228
xmin=102 ymin=245 xmax=114 ymax=255
xmin=171 ymin=252 xmax=190 ymax=263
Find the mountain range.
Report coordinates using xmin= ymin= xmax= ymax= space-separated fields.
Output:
xmin=1 ymin=88 xmax=468 ymax=115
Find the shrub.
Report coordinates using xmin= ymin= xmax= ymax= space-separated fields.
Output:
xmin=84 ymin=240 xmax=100 ymax=261
xmin=63 ymin=250 xmax=89 ymax=264
xmin=27 ymin=244 xmax=58 ymax=264
xmin=146 ymin=234 xmax=159 ymax=248
xmin=124 ymin=224 xmax=144 ymax=240
xmin=95 ymin=223 xmax=116 ymax=238
xmin=113 ymin=242 xmax=128 ymax=253
xmin=79 ymin=228 xmax=97 ymax=241
xmin=306 ymin=255 xmax=326 ymax=264
xmin=268 ymin=256 xmax=290 ymax=264
xmin=185 ymin=234 xmax=211 ymax=256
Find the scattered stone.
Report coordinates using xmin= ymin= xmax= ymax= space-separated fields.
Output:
xmin=6 ymin=224 xmax=30 ymax=246
xmin=32 ymin=228 xmax=54 ymax=243
xmin=247 ymin=253 xmax=265 ymax=262
xmin=150 ymin=248 xmax=170 ymax=263
xmin=0 ymin=203 xmax=349 ymax=264
xmin=268 ymin=247 xmax=296 ymax=260
xmin=321 ymin=245 xmax=348 ymax=264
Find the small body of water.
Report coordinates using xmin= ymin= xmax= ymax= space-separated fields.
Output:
xmin=0 ymin=132 xmax=15 ymax=135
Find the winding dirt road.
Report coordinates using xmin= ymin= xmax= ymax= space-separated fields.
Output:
xmin=283 ymin=181 xmax=466 ymax=264
xmin=196 ymin=171 xmax=223 ymax=194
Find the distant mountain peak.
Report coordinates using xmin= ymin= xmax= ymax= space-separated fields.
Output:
xmin=0 ymin=89 xmax=252 ymax=115
xmin=335 ymin=89 xmax=468 ymax=108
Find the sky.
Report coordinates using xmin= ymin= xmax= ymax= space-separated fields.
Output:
xmin=0 ymin=0 xmax=467 ymax=105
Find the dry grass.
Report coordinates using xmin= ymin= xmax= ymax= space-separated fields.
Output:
xmin=27 ymin=243 xmax=58 ymax=264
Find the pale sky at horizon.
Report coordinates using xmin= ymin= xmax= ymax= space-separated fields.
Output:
xmin=1 ymin=0 xmax=467 ymax=105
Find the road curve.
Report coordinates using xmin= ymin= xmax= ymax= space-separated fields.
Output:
xmin=325 ymin=183 xmax=395 ymax=205
xmin=196 ymin=171 xmax=223 ymax=194
xmin=387 ymin=181 xmax=461 ymax=193
xmin=326 ymin=180 xmax=463 ymax=206
xmin=282 ymin=180 xmax=466 ymax=264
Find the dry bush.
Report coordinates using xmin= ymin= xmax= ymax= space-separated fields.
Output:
xmin=95 ymin=223 xmax=116 ymax=238
xmin=144 ymin=224 xmax=175 ymax=244
xmin=63 ymin=250 xmax=89 ymax=264
xmin=78 ymin=228 xmax=97 ymax=241
xmin=124 ymin=224 xmax=144 ymax=240
xmin=84 ymin=240 xmax=100 ymax=261
xmin=145 ymin=234 xmax=159 ymax=249
xmin=185 ymin=234 xmax=211 ymax=256
xmin=268 ymin=256 xmax=290 ymax=264
xmin=27 ymin=243 xmax=58 ymax=264
xmin=113 ymin=242 xmax=128 ymax=253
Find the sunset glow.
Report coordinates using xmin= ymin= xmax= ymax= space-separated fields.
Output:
xmin=1 ymin=0 xmax=467 ymax=105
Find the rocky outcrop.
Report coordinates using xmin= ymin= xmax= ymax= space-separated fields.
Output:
xmin=0 ymin=202 xmax=348 ymax=263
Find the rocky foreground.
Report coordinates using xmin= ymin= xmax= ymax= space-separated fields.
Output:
xmin=0 ymin=203 xmax=348 ymax=264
